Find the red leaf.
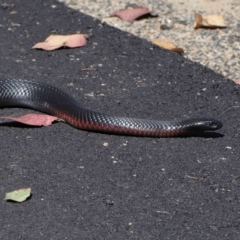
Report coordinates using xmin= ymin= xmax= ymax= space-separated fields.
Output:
xmin=32 ymin=34 xmax=88 ymax=51
xmin=110 ymin=7 xmax=150 ymax=22
xmin=234 ymin=79 xmax=240 ymax=84
xmin=0 ymin=114 xmax=60 ymax=127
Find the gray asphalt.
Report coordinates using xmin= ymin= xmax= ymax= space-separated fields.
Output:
xmin=0 ymin=0 xmax=240 ymax=239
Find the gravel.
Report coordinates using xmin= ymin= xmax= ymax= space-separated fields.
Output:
xmin=58 ymin=0 xmax=240 ymax=82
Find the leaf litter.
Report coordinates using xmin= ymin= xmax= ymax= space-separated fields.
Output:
xmin=32 ymin=34 xmax=88 ymax=51
xmin=110 ymin=7 xmax=151 ymax=21
xmin=5 ymin=188 xmax=31 ymax=203
xmin=0 ymin=113 xmax=61 ymax=127
xmin=150 ymin=39 xmax=184 ymax=54
xmin=194 ymin=12 xmax=227 ymax=29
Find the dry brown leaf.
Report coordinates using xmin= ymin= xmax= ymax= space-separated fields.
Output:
xmin=32 ymin=34 xmax=88 ymax=51
xmin=151 ymin=39 xmax=184 ymax=54
xmin=0 ymin=114 xmax=60 ymax=126
xmin=194 ymin=13 xmax=227 ymax=29
xmin=110 ymin=7 xmax=150 ymax=22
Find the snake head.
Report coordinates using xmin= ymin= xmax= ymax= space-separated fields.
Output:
xmin=192 ymin=118 xmax=223 ymax=131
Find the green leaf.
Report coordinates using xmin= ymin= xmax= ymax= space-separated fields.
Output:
xmin=5 ymin=188 xmax=31 ymax=202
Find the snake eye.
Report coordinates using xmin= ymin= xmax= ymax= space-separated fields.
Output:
xmin=207 ymin=121 xmax=214 ymax=126
xmin=205 ymin=121 xmax=216 ymax=129
xmin=205 ymin=120 xmax=222 ymax=130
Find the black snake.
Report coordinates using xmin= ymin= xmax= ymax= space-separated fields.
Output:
xmin=0 ymin=78 xmax=222 ymax=137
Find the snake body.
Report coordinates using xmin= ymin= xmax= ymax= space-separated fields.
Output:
xmin=0 ymin=78 xmax=222 ymax=137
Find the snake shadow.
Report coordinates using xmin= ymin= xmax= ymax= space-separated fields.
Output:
xmin=187 ymin=131 xmax=224 ymax=138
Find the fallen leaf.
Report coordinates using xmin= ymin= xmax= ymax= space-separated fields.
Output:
xmin=151 ymin=39 xmax=184 ymax=54
xmin=194 ymin=13 xmax=227 ymax=29
xmin=32 ymin=34 xmax=88 ymax=51
xmin=5 ymin=188 xmax=31 ymax=202
xmin=233 ymin=79 xmax=240 ymax=84
xmin=110 ymin=7 xmax=151 ymax=21
xmin=0 ymin=113 xmax=60 ymax=126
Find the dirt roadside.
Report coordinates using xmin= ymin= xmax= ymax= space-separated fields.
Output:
xmin=59 ymin=0 xmax=240 ymax=81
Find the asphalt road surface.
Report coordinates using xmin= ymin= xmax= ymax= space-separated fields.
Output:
xmin=0 ymin=0 xmax=240 ymax=239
